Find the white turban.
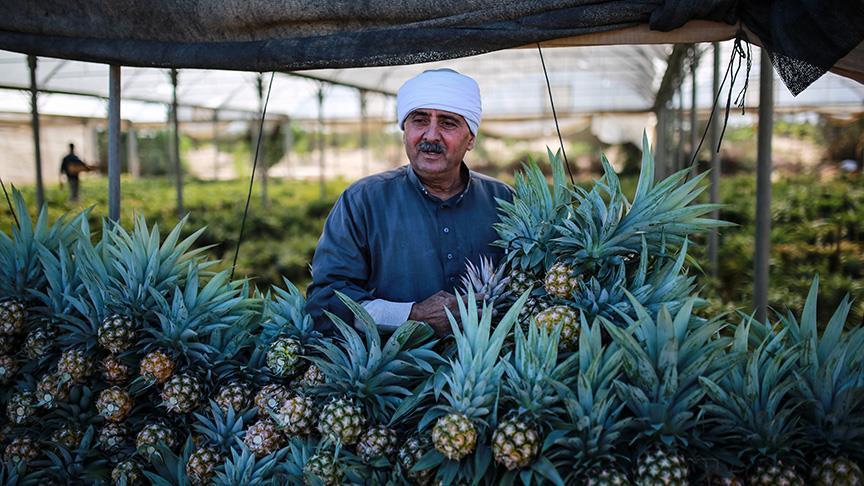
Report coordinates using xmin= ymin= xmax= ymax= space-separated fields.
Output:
xmin=397 ymin=68 xmax=482 ymax=135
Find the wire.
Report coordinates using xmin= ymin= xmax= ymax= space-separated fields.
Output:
xmin=537 ymin=44 xmax=575 ymax=185
xmin=231 ymin=71 xmax=275 ymax=281
xmin=0 ymin=176 xmax=19 ymax=230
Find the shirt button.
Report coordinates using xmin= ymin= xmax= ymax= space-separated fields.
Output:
xmin=449 ymin=276 xmax=456 ymax=282
xmin=443 ymin=227 xmax=450 ymax=234
xmin=447 ymin=253 xmax=453 ymax=260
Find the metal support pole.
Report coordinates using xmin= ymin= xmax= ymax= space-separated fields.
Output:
xmin=170 ymin=69 xmax=183 ymax=217
xmin=708 ymin=42 xmax=721 ymax=278
xmin=256 ymin=74 xmax=269 ymax=207
xmin=754 ymin=49 xmax=774 ymax=322
xmin=108 ymin=65 xmax=121 ymax=222
xmin=127 ymin=123 xmax=140 ymax=179
xmin=212 ymin=110 xmax=219 ymax=180
xmin=655 ymin=105 xmax=667 ymax=181
xmin=28 ymin=55 xmax=45 ymax=208
xmin=689 ymin=51 xmax=698 ymax=174
xmin=317 ymin=84 xmax=326 ymax=199
xmin=676 ymin=89 xmax=684 ymax=171
xmin=360 ymin=90 xmax=369 ymax=177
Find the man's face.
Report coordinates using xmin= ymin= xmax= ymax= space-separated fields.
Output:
xmin=403 ymin=109 xmax=475 ymax=178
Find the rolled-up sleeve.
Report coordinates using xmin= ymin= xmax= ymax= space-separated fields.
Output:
xmin=305 ymin=192 xmax=374 ymax=331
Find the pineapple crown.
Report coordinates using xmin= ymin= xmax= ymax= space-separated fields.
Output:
xmin=493 ymin=149 xmax=573 ymax=274
xmin=193 ymin=401 xmax=256 ymax=453
xmin=699 ymin=316 xmax=805 ymax=468
xmin=422 ymin=289 xmax=529 ymax=431
xmin=258 ymin=277 xmax=320 ymax=347
xmin=32 ymin=242 xmax=82 ymax=318
xmin=458 ymin=255 xmax=511 ymax=306
xmin=603 ymin=296 xmax=734 ymax=451
xmin=213 ymin=443 xmax=288 ymax=486
xmin=550 ymin=133 xmax=727 ymax=276
xmin=0 ymin=189 xmax=86 ymax=299
xmin=40 ymin=426 xmax=109 ymax=483
xmin=549 ymin=319 xmax=632 ymax=480
xmin=778 ymin=276 xmax=864 ymax=456
xmin=310 ymin=292 xmax=441 ymax=424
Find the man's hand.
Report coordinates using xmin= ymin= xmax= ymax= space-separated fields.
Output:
xmin=408 ymin=290 xmax=484 ymax=337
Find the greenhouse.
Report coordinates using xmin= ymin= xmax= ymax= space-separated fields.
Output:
xmin=0 ymin=1 xmax=863 ymax=484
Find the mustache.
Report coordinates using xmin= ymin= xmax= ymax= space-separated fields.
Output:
xmin=417 ymin=141 xmax=445 ymax=154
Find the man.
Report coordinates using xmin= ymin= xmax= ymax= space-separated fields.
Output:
xmin=305 ymin=69 xmax=513 ymax=336
xmin=59 ymin=143 xmax=91 ymax=202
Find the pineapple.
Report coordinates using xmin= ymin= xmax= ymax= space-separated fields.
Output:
xmin=135 ymin=423 xmax=176 ymax=458
xmin=398 ymin=435 xmax=434 ymax=484
xmin=509 ymin=268 xmax=540 ymax=296
xmin=97 ymin=422 xmax=129 ymax=454
xmin=300 ymin=364 xmax=325 ymax=387
xmin=102 ymin=354 xmax=132 ymax=384
xmin=97 ymin=314 xmax=136 ymax=353
xmin=0 ymin=354 xmax=17 ymax=384
xmin=254 ymin=383 xmax=291 ymax=416
xmin=52 ymin=423 xmax=83 ymax=449
xmin=424 ymin=289 xmax=528 ymax=466
xmin=139 ymin=349 xmax=175 ymax=383
xmin=244 ymin=419 xmax=283 ymax=456
xmin=304 ymin=450 xmax=342 ymax=486
xmin=699 ymin=316 xmax=805 ymax=484
xmin=544 ymin=261 xmax=579 ymax=298
xmin=534 ymin=304 xmax=579 ymax=349
xmin=778 ymin=277 xmax=864 ymax=486
xmin=23 ymin=326 xmax=53 ymax=359
xmin=604 ymin=298 xmax=731 ymax=486
xmin=57 ymin=348 xmax=93 ymax=383
xmin=187 ymin=446 xmax=222 ymax=485
xmin=265 ymin=336 xmax=303 ymax=377
xmin=0 ymin=335 xmax=16 ymax=355
xmin=0 ymin=299 xmax=26 ymax=335
xmin=357 ymin=425 xmax=399 ymax=462
xmin=318 ymin=397 xmax=366 ymax=445
xmin=36 ymin=372 xmax=70 ymax=408
xmin=7 ymin=391 xmax=35 ymax=424
xmin=274 ymin=395 xmax=317 ymax=436
xmin=96 ymin=386 xmax=133 ymax=422
xmin=161 ymin=373 xmax=203 ymax=414
xmin=215 ymin=381 xmax=252 ymax=412
xmin=4 ymin=436 xmax=39 ymax=463
xmin=111 ymin=460 xmax=143 ymax=485
xmin=459 ymin=255 xmax=511 ymax=315
xmin=491 ymin=419 xmax=539 ymax=470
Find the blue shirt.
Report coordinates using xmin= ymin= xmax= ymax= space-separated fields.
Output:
xmin=305 ymin=163 xmax=513 ymax=331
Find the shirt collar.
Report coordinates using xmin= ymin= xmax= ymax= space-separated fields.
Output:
xmin=407 ymin=162 xmax=472 ymax=206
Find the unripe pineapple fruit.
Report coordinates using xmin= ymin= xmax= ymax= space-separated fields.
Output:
xmin=215 ymin=381 xmax=252 ymax=412
xmin=52 ymin=423 xmax=83 ymax=449
xmin=98 ymin=423 xmax=129 ymax=454
xmin=318 ymin=397 xmax=365 ymax=445
xmin=300 ymin=364 xmax=325 ymax=387
xmin=636 ymin=446 xmax=688 ymax=485
xmin=265 ymin=336 xmax=303 ymax=377
xmin=97 ymin=386 xmax=134 ymax=422
xmin=275 ymin=395 xmax=316 ymax=436
xmin=0 ymin=299 xmax=26 ymax=335
xmin=102 ymin=355 xmax=132 ymax=384
xmin=304 ymin=451 xmax=342 ymax=486
xmin=139 ymin=350 xmax=175 ymax=384
xmin=586 ymin=467 xmax=632 ymax=485
xmin=4 ymin=436 xmax=39 ymax=463
xmin=534 ymin=305 xmax=579 ymax=349
xmin=0 ymin=335 xmax=17 ymax=355
xmin=187 ymin=446 xmax=222 ymax=485
xmin=432 ymin=413 xmax=477 ymax=461
xmin=57 ymin=348 xmax=93 ymax=383
xmin=254 ymin=383 xmax=291 ymax=416
xmin=98 ymin=314 xmax=136 ymax=354
xmin=544 ymin=262 xmax=579 ymax=298
xmin=111 ymin=460 xmax=143 ymax=485
xmin=244 ymin=419 xmax=283 ymax=456
xmin=749 ymin=460 xmax=804 ymax=485
xmin=0 ymin=354 xmax=18 ymax=384
xmin=161 ymin=373 xmax=203 ymax=414
xmin=36 ymin=372 xmax=70 ymax=408
xmin=811 ymin=457 xmax=863 ymax=486
xmin=399 ymin=435 xmax=434 ymax=484
xmin=509 ymin=269 xmax=538 ymax=296
xmin=136 ymin=423 xmax=176 ymax=458
xmin=492 ymin=418 xmax=540 ymax=470
xmin=7 ymin=392 xmax=35 ymax=424
xmin=357 ymin=425 xmax=399 ymax=462
xmin=23 ymin=327 xmax=53 ymax=359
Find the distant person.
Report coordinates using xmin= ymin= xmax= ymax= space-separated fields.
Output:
xmin=59 ymin=143 xmax=91 ymax=201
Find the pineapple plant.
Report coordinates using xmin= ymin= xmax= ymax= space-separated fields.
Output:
xmin=254 ymin=383 xmax=291 ymax=416
xmin=112 ymin=460 xmax=144 ymax=484
xmin=0 ymin=299 xmax=26 ymax=336
xmin=52 ymin=423 xmax=83 ymax=449
xmin=304 ymin=449 xmax=343 ymax=485
xmin=97 ymin=422 xmax=130 ymax=454
xmin=186 ymin=446 xmax=223 ymax=485
xmin=56 ymin=348 xmax=93 ymax=384
xmin=357 ymin=424 xmax=399 ymax=462
xmin=317 ymin=396 xmax=366 ymax=445
xmin=398 ymin=435 xmax=435 ymax=484
xmin=459 ymin=255 xmax=512 ymax=315
xmin=265 ymin=336 xmax=303 ymax=377
xmin=7 ymin=391 xmax=35 ymax=424
xmin=215 ymin=381 xmax=252 ymax=412
xmin=161 ymin=372 xmax=204 ymax=414
xmin=97 ymin=314 xmax=136 ymax=354
xmin=23 ymin=326 xmax=53 ymax=359
xmin=35 ymin=371 xmax=70 ymax=408
xmin=4 ymin=436 xmax=39 ymax=464
xmin=0 ymin=354 xmax=18 ymax=384
xmin=96 ymin=386 xmax=133 ymax=422
xmin=533 ymin=304 xmax=579 ymax=349
xmin=778 ymin=277 xmax=864 ymax=485
xmin=603 ymin=298 xmax=733 ymax=485
xmin=189 ymin=402 xmax=255 ymax=482
xmin=274 ymin=395 xmax=317 ymax=436
xmin=102 ymin=354 xmax=132 ymax=384
xmin=136 ymin=422 xmax=177 ymax=458
xmin=699 ymin=315 xmax=805 ymax=484
xmin=300 ymin=364 xmax=325 ymax=387
xmin=544 ymin=261 xmax=579 ymax=299
xmin=139 ymin=349 xmax=175 ymax=383
xmin=214 ymin=444 xmax=288 ymax=485
xmin=244 ymin=418 xmax=284 ymax=456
